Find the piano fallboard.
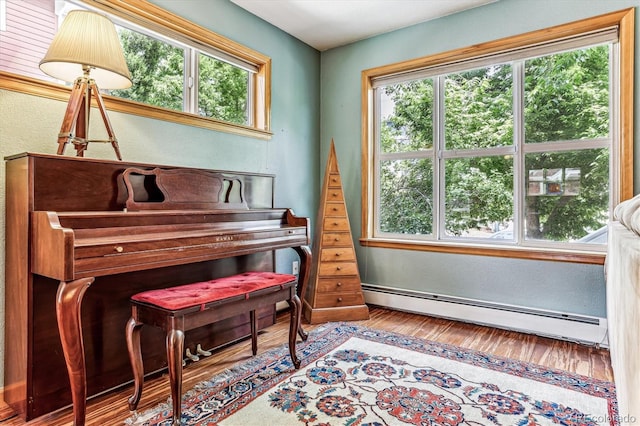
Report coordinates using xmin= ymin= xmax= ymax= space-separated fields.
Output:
xmin=31 ymin=208 xmax=309 ymax=281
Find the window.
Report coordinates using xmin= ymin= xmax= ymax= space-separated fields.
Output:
xmin=362 ymin=9 xmax=635 ymax=264
xmin=0 ymin=0 xmax=271 ymax=139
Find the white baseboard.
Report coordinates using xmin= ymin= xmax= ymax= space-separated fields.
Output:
xmin=362 ymin=284 xmax=609 ymax=347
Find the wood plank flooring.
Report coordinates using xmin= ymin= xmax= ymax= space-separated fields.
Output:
xmin=0 ymin=306 xmax=613 ymax=425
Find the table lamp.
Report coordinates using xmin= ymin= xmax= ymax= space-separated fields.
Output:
xmin=39 ymin=10 xmax=132 ymax=160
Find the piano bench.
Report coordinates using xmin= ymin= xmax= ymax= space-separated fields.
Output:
xmin=125 ymin=271 xmax=303 ymax=425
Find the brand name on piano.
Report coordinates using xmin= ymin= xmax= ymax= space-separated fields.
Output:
xmin=214 ymin=235 xmax=235 ymax=242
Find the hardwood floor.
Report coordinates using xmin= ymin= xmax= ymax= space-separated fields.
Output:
xmin=0 ymin=306 xmax=613 ymax=425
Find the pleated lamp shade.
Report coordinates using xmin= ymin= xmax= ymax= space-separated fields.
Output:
xmin=39 ymin=10 xmax=132 ymax=89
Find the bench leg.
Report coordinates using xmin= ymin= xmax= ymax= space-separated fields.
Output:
xmin=288 ymin=293 xmax=302 ymax=369
xmin=125 ymin=317 xmax=144 ymax=411
xmin=166 ymin=328 xmax=185 ymax=426
xmin=293 ymin=245 xmax=311 ymax=342
xmin=250 ymin=310 xmax=258 ymax=355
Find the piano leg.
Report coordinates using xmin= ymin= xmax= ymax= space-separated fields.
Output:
xmin=55 ymin=277 xmax=95 ymax=426
xmin=125 ymin=316 xmax=144 ymax=411
xmin=293 ymin=245 xmax=312 ymax=341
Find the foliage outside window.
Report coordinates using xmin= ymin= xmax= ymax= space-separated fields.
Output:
xmin=362 ymin=9 xmax=635 ymax=264
xmin=197 ymin=52 xmax=250 ymax=125
xmin=0 ymin=0 xmax=271 ymax=139
xmin=109 ymin=27 xmax=185 ymax=112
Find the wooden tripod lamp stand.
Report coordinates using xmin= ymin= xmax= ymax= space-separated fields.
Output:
xmin=39 ymin=10 xmax=132 ymax=160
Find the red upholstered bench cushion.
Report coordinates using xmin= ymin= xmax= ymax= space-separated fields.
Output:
xmin=131 ymin=271 xmax=297 ymax=311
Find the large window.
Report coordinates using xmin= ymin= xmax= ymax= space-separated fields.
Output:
xmin=0 ymin=0 xmax=271 ymax=139
xmin=362 ymin=9 xmax=635 ymax=264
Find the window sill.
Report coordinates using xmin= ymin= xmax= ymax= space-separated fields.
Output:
xmin=0 ymin=71 xmax=273 ymax=140
xmin=359 ymin=237 xmax=605 ymax=265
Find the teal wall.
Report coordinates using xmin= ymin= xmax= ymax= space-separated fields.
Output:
xmin=0 ymin=0 xmax=320 ymax=386
xmin=320 ymin=0 xmax=640 ymax=318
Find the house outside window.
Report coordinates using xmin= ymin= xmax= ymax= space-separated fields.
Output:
xmin=362 ymin=9 xmax=634 ymax=263
xmin=0 ymin=0 xmax=271 ymax=139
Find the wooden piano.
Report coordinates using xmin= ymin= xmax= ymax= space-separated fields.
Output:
xmin=3 ymin=153 xmax=311 ymax=425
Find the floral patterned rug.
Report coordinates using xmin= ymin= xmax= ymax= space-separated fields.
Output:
xmin=125 ymin=323 xmax=618 ymax=425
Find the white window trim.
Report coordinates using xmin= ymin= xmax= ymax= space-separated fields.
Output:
xmin=373 ymin=53 xmax=615 ymax=247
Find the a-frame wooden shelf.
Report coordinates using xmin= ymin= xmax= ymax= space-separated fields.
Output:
xmin=303 ymin=140 xmax=369 ymax=324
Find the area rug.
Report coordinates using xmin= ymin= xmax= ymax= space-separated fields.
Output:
xmin=125 ymin=323 xmax=618 ymax=425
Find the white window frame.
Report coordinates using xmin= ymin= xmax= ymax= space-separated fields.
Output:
xmin=361 ymin=9 xmax=635 ymax=264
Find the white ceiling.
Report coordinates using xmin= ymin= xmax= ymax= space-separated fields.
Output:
xmin=231 ymin=0 xmax=497 ymax=51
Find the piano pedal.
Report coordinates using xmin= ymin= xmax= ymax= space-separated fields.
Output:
xmin=185 ymin=348 xmax=200 ymax=362
xmin=196 ymin=343 xmax=212 ymax=356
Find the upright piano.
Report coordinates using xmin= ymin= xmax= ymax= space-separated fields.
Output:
xmin=3 ymin=153 xmax=311 ymax=425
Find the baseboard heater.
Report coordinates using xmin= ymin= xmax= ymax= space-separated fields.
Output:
xmin=361 ymin=283 xmax=608 ymax=347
